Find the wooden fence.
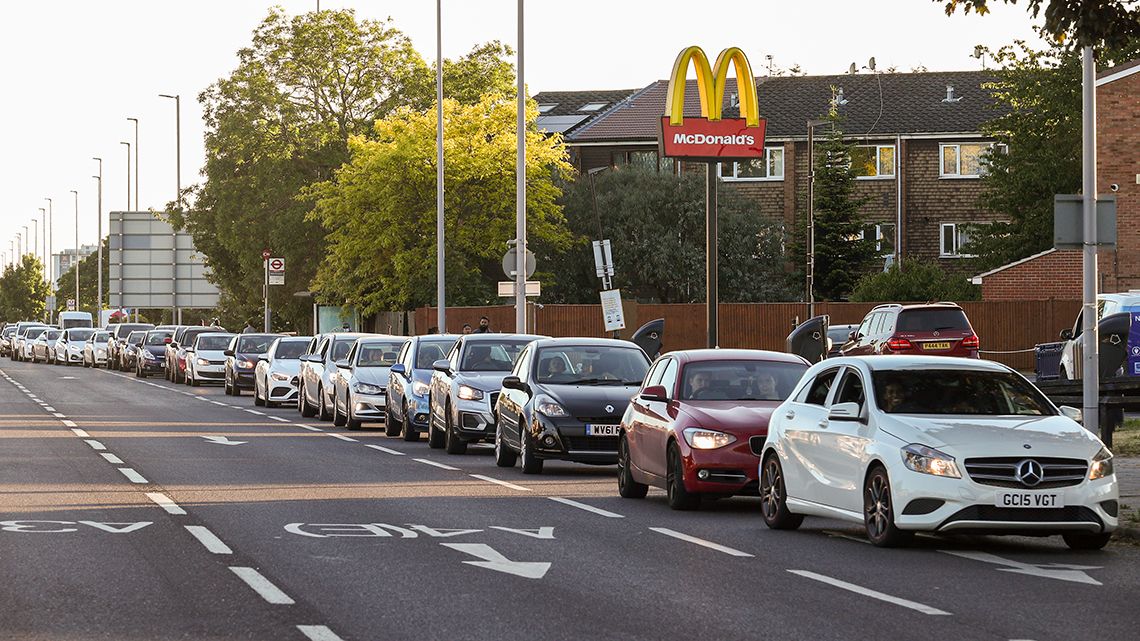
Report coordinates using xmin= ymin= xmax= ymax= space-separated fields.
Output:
xmin=414 ymin=300 xmax=1081 ymax=371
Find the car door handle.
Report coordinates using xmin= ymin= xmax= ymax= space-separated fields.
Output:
xmin=818 ymin=420 xmax=829 ymax=428
xmin=785 ymin=411 xmax=795 ymax=419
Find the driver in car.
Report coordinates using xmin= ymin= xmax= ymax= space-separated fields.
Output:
xmin=689 ymin=372 xmax=712 ymax=399
xmin=467 ymin=346 xmax=494 ymax=370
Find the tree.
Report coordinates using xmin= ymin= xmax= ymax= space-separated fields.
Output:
xmin=940 ymin=0 xmax=1140 ymax=48
xmin=52 ymin=240 xmax=109 ymax=320
xmin=803 ymin=107 xmax=879 ymax=301
xmin=0 ymin=255 xmax=52 ymax=321
xmin=548 ymin=166 xmax=797 ymax=303
xmin=306 ymin=94 xmax=574 ymax=315
xmin=850 ymin=258 xmax=980 ymax=302
xmin=964 ymin=34 xmax=1140 ymax=270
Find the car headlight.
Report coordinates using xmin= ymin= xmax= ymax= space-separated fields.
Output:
xmin=1089 ymin=447 xmax=1114 ymax=481
xmin=535 ymin=395 xmax=568 ymax=417
xmin=141 ymin=351 xmax=155 ymax=360
xmin=412 ymin=381 xmax=430 ymax=397
xmin=96 ymin=348 xmax=106 ymax=356
xmin=196 ymin=357 xmax=210 ymax=366
xmin=683 ymin=427 xmax=737 ymax=450
xmin=238 ymin=359 xmax=255 ymax=369
xmin=270 ymin=371 xmax=290 ymax=381
xmin=457 ymin=385 xmax=484 ymax=401
xmin=901 ymin=444 xmax=961 ymax=478
xmin=354 ymin=382 xmax=385 ymax=395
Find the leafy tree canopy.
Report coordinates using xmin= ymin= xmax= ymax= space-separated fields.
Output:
xmin=850 ymin=258 xmax=980 ymax=302
xmin=941 ymin=0 xmax=1140 ymax=48
xmin=0 ymin=254 xmax=51 ymax=322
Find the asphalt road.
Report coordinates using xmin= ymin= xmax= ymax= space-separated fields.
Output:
xmin=1 ymin=358 xmax=1138 ymax=641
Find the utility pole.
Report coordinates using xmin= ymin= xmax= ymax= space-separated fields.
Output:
xmin=93 ymin=157 xmax=103 ymax=322
xmin=71 ymin=190 xmax=79 ymax=310
xmin=1080 ymin=46 xmax=1099 ymax=438
xmin=44 ymin=197 xmax=53 ymax=290
xmin=160 ymin=94 xmax=181 ymax=322
xmin=514 ymin=0 xmax=527 ymax=333
xmin=435 ymin=0 xmax=446 ymax=334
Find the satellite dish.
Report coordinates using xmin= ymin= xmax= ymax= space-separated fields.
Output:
xmin=848 ymin=62 xmax=857 ymax=74
xmin=868 ymin=57 xmax=876 ymax=71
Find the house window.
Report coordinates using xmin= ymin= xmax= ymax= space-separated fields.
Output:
xmin=850 ymin=145 xmax=895 ymax=179
xmin=537 ymin=103 xmax=558 ymax=113
xmin=629 ymin=150 xmax=658 ymax=170
xmin=940 ymin=223 xmax=973 ymax=257
xmin=863 ymin=223 xmax=895 ymax=256
xmin=718 ymin=147 xmax=784 ymax=181
xmin=579 ymin=102 xmax=607 ymax=112
xmin=611 ymin=150 xmax=675 ymax=173
xmin=940 ymin=143 xmax=991 ymax=178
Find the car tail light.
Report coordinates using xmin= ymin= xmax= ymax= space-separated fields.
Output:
xmin=885 ymin=337 xmax=912 ymax=351
xmin=961 ymin=335 xmax=980 ymax=349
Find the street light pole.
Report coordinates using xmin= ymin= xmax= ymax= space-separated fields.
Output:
xmin=93 ymin=157 xmax=103 ymax=322
xmin=514 ymin=0 xmax=527 ymax=333
xmin=121 ymin=141 xmax=132 ymax=210
xmin=159 ymin=94 xmax=180 ymax=322
xmin=435 ymin=0 xmax=446 ymax=334
xmin=1080 ymin=46 xmax=1099 ymax=438
xmin=44 ymin=197 xmax=53 ymax=289
xmin=127 ymin=117 xmax=139 ymax=210
xmin=805 ymin=118 xmax=828 ymax=320
xmin=71 ymin=190 xmax=79 ymax=311
xmin=33 ymin=216 xmax=40 ymax=269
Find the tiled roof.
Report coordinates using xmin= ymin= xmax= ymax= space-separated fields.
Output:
xmin=533 ymin=88 xmax=638 ymax=135
xmin=569 ymin=71 xmax=1001 ymax=142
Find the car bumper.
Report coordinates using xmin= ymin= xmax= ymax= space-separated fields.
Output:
xmin=139 ymin=359 xmax=165 ymax=372
xmin=267 ymin=381 xmax=298 ymax=403
xmin=454 ymin=398 xmax=495 ymax=442
xmin=890 ymin=467 xmax=1118 ymax=534
xmin=194 ymin=365 xmax=226 ymax=380
xmin=679 ymin=440 xmax=762 ymax=495
xmin=234 ymin=370 xmax=256 ymax=389
xmin=531 ymin=414 xmax=622 ymax=465
xmin=350 ymin=391 xmax=387 ymax=422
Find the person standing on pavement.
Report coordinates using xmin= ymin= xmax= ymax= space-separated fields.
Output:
xmin=242 ymin=319 xmax=256 ymax=334
xmin=462 ymin=323 xmax=473 ymax=334
xmin=473 ymin=316 xmax=492 ymax=333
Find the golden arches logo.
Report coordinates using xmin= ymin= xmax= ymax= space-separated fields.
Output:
xmin=664 ymin=46 xmax=760 ymax=128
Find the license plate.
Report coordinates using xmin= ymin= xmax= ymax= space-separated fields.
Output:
xmin=585 ymin=424 xmax=620 ymax=436
xmin=994 ymin=491 xmax=1064 ymax=508
xmin=923 ymin=342 xmax=952 ymax=351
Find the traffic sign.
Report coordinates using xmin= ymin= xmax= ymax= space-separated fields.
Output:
xmin=262 ymin=249 xmax=272 ymax=260
xmin=268 ymin=257 xmax=285 ymax=272
xmin=592 ymin=240 xmax=615 ymax=278
xmin=66 ymin=299 xmax=76 ymax=311
xmin=268 ymin=256 xmax=285 ymax=286
xmin=498 ymin=281 xmax=540 ymax=297
xmin=600 ymin=289 xmax=626 ymax=331
xmin=502 ymin=248 xmax=536 ymax=279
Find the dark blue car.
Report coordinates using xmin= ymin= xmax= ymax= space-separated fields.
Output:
xmin=387 ymin=335 xmax=457 ymax=441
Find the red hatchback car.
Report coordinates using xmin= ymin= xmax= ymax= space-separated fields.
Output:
xmin=839 ymin=302 xmax=980 ymax=358
xmin=618 ymin=349 xmax=809 ymax=510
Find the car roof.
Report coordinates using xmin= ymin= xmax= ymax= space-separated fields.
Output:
xmin=330 ymin=333 xmax=371 ymax=340
xmin=823 ymin=355 xmax=1010 ymax=373
xmin=662 ymin=348 xmax=810 ymax=365
xmin=194 ymin=332 xmax=235 ymax=340
xmin=461 ymin=333 xmax=546 ymax=343
xmin=356 ymin=335 xmax=408 ymax=343
xmin=529 ymin=337 xmax=640 ymax=349
xmin=236 ymin=333 xmax=280 ymax=340
xmin=869 ymin=302 xmax=964 ymax=313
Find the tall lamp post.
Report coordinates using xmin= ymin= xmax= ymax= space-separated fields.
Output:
xmin=71 ymin=190 xmax=79 ymax=311
xmin=435 ymin=0 xmax=445 ymax=334
xmin=127 ymin=117 xmax=139 ymax=210
xmin=159 ymin=94 xmax=180 ymax=322
xmin=44 ymin=197 xmax=53 ymax=289
xmin=514 ymin=0 xmax=527 ymax=333
xmin=805 ymin=118 xmax=829 ymax=320
xmin=20 ymin=228 xmax=26 ymax=259
xmin=33 ymin=217 xmax=40 ymax=269
xmin=93 ymin=157 xmax=103 ymax=321
xmin=120 ymin=141 xmax=132 ymax=210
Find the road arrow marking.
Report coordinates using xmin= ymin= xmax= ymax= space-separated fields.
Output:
xmin=441 ymin=543 xmax=551 ymax=579
xmin=940 ymin=550 xmax=1103 ymax=586
xmin=201 ymin=436 xmax=247 ymax=446
xmin=410 ymin=525 xmax=483 ymax=538
xmin=490 ymin=526 xmax=556 ymax=539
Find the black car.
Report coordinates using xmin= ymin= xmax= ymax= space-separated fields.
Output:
xmin=136 ymin=330 xmax=175 ymax=378
xmin=224 ymin=333 xmax=280 ymax=396
xmin=494 ymin=337 xmax=651 ymax=474
xmin=118 ymin=331 xmax=148 ymax=371
xmin=106 ymin=323 xmax=155 ymax=369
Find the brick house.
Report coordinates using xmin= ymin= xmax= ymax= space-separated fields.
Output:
xmin=971 ymin=58 xmax=1140 ymax=299
xmin=550 ymin=70 xmax=1002 ymax=270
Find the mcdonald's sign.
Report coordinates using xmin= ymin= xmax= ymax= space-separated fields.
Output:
xmin=658 ymin=46 xmax=766 ymax=160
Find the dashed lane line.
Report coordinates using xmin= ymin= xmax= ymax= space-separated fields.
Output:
xmin=229 ymin=567 xmax=295 ymax=605
xmin=547 ymin=497 xmax=622 ymax=518
xmin=269 ymin=416 xmax=290 ymax=423
xmin=146 ymin=492 xmax=187 ymax=515
xmin=70 ymin=428 xmax=90 ymax=437
xmin=185 ymin=525 xmax=234 ymax=555
xmin=52 ymin=412 xmax=66 ymax=418
xmin=470 ymin=474 xmax=532 ymax=492
xmin=649 ymin=527 xmax=754 ymax=557
xmin=84 ymin=439 xmax=107 ymax=451
xmin=100 ymin=453 xmax=125 ymax=465
xmin=61 ymin=420 xmax=77 ymax=428
xmin=244 ymin=409 xmax=265 ymax=416
xmin=364 ymin=444 xmax=405 ymax=456
xmin=297 ymin=625 xmax=346 ymax=641
xmin=118 ymin=467 xmax=148 ymax=484
xmin=296 ymin=424 xmax=324 ymax=432
xmin=414 ymin=458 xmax=460 ymax=471
xmin=787 ymin=570 xmax=951 ymax=616
xmin=327 ymin=433 xmax=357 ymax=443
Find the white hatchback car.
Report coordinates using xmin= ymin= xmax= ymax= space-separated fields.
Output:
xmin=760 ymin=356 xmax=1117 ymax=550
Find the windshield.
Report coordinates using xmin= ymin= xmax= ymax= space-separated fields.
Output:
xmin=274 ymin=341 xmax=308 ymax=359
xmin=26 ymin=328 xmax=46 ymax=339
xmin=872 ymin=369 xmax=1054 ymax=416
xmin=128 ymin=332 xmax=146 ymax=345
xmin=415 ymin=339 xmax=457 ymax=369
xmin=145 ymin=331 xmax=173 ymax=346
xmin=460 ymin=340 xmax=529 ymax=372
xmin=356 ymin=341 xmax=405 ymax=367
xmin=896 ymin=309 xmax=970 ymax=332
xmin=681 ymin=360 xmax=808 ymax=401
xmin=68 ymin=329 xmax=94 ymax=341
xmin=237 ymin=336 xmax=275 ymax=354
xmin=45 ymin=330 xmax=61 ymax=340
xmin=331 ymin=339 xmax=355 ymax=361
xmin=536 ymin=346 xmax=650 ymax=385
xmin=196 ymin=336 xmax=232 ymax=351
xmin=93 ymin=333 xmax=109 ymax=343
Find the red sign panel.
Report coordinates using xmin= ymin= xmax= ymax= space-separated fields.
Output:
xmin=659 ymin=116 xmax=766 ymax=160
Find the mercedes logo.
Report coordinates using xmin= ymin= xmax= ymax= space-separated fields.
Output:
xmin=604 ymin=404 xmax=615 ymax=414
xmin=933 ymin=331 xmax=940 ymax=337
xmin=1014 ymin=459 xmax=1044 ymax=487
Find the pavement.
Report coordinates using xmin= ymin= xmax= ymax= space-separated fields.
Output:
xmin=2 ymin=358 xmax=1140 ymax=640
xmin=1113 ymin=456 xmax=1140 ymax=537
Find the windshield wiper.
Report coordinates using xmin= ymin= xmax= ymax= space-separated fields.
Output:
xmin=566 ymin=378 xmax=605 ymax=385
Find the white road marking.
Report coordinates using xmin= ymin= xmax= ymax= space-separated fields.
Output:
xmin=44 ymin=406 xmax=56 ymax=412
xmin=210 ymin=401 xmax=226 ymax=406
xmin=84 ymin=440 xmax=107 ymax=451
xmin=269 ymin=416 xmax=290 ymax=423
xmin=940 ymin=551 xmax=1103 ymax=586
xmin=442 ymin=543 xmax=551 ymax=579
xmin=296 ymin=424 xmax=323 ymax=432
xmin=185 ymin=525 xmax=233 ymax=554
xmin=328 ymin=433 xmax=357 ymax=443
xmin=146 ymin=492 xmax=187 ymax=515
xmin=297 ymin=625 xmax=346 ymax=641
xmin=52 ymin=412 xmax=66 ymax=418
xmin=649 ymin=527 xmax=753 ymax=557
xmin=118 ymin=468 xmax=148 ymax=484
xmin=201 ymin=436 xmax=247 ymax=446
xmin=70 ymin=428 xmax=90 ymax=437
xmin=61 ymin=420 xmax=77 ymax=428
xmin=547 ymin=497 xmax=622 ymax=518
xmin=413 ymin=458 xmax=460 ymax=471
xmin=470 ymin=474 xmax=531 ymax=492
xmin=364 ymin=444 xmax=405 ymax=456
xmin=788 ymin=570 xmax=951 ymax=615
xmin=244 ymin=409 xmax=265 ymax=416
xmin=100 ymin=453 xmax=124 ymax=465
xmin=229 ymin=567 xmax=295 ymax=605
xmin=194 ymin=396 xmax=209 ymax=402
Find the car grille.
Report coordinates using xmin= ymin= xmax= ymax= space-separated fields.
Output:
xmin=944 ymin=505 xmax=1101 ymax=525
xmin=562 ymin=436 xmax=619 ymax=452
xmin=575 ymin=416 xmax=623 ymax=425
xmin=964 ymin=457 xmax=1088 ymax=489
xmin=489 ymin=391 xmax=500 ymax=409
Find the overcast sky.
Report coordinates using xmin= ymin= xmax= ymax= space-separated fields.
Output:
xmin=0 ymin=0 xmax=1044 ymax=269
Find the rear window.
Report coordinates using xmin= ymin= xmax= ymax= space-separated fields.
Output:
xmin=872 ymin=370 xmax=1053 ymax=416
xmin=895 ymin=309 xmax=970 ymax=332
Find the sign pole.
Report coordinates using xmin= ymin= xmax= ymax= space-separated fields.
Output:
xmin=263 ymin=257 xmax=270 ymax=333
xmin=707 ymin=161 xmax=718 ymax=348
xmin=1081 ymin=46 xmax=1099 ymax=438
xmin=514 ymin=0 xmax=527 ymax=333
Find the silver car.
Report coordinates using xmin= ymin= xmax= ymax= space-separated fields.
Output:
xmin=184 ymin=332 xmax=236 ymax=386
xmin=83 ymin=331 xmax=111 ymax=367
xmin=57 ymin=328 xmax=94 ymax=366
xmin=31 ymin=329 xmax=62 ymax=364
xmin=332 ymin=336 xmax=408 ymax=430
xmin=254 ymin=336 xmax=311 ymax=408
xmin=299 ymin=333 xmax=372 ymax=421
xmin=21 ymin=327 xmax=49 ymax=362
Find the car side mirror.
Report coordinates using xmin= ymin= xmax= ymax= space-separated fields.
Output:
xmin=1060 ymin=328 xmax=1074 ymax=340
xmin=391 ymin=363 xmax=406 ymax=376
xmin=185 ymin=348 xmax=195 ymax=355
xmin=502 ymin=375 xmax=527 ymax=392
xmin=848 ymin=331 xmax=857 ymax=341
xmin=258 ymin=354 xmax=270 ymax=362
xmin=432 ymin=359 xmax=451 ymax=373
xmin=335 ymin=359 xmax=351 ymax=369
xmin=640 ymin=384 xmax=668 ymax=402
xmin=224 ymin=349 xmax=235 ymax=357
xmin=1058 ymin=405 xmax=1083 ymax=423
xmin=828 ymin=402 xmax=865 ymax=423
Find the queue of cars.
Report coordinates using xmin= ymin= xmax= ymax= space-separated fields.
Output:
xmin=0 ymin=310 xmax=1120 ymax=551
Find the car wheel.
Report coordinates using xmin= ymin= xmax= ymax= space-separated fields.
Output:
xmin=344 ymin=393 xmax=362 ymax=430
xmin=1062 ymin=532 xmax=1112 ymax=551
xmin=317 ymin=386 xmax=332 ymax=422
xmin=401 ymin=402 xmax=418 ymax=442
xmin=760 ymin=454 xmax=803 ymax=529
xmin=520 ymin=426 xmax=543 ymax=475
xmin=427 ymin=397 xmax=445 ymax=449
xmin=617 ymin=434 xmax=648 ymax=499
xmin=666 ymin=442 xmax=700 ymax=510
xmin=494 ymin=418 xmax=518 ymax=468
xmin=264 ymin=380 xmax=278 ymax=408
xmin=333 ymin=392 xmax=347 ymax=427
xmin=300 ymin=388 xmax=317 ymax=418
xmin=864 ymin=465 xmax=913 ymax=548
xmin=384 ymin=405 xmax=401 ymax=437
xmin=253 ymin=382 xmax=265 ymax=406
xmin=444 ymin=405 xmax=468 ymax=455
xmin=189 ymin=371 xmax=199 ymax=387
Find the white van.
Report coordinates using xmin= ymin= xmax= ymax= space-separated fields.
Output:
xmin=57 ymin=311 xmax=94 ymax=330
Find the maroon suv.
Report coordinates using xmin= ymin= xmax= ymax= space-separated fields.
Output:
xmin=839 ymin=303 xmax=979 ymax=358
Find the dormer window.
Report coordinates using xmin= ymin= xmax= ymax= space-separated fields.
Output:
xmin=537 ymin=103 xmax=558 ymax=113
xmin=579 ymin=102 xmax=607 ymax=112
